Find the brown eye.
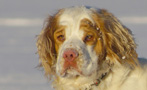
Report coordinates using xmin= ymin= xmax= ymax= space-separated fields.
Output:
xmin=84 ymin=35 xmax=94 ymax=42
xmin=57 ymin=35 xmax=65 ymax=42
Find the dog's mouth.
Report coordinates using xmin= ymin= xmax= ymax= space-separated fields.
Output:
xmin=59 ymin=52 xmax=83 ymax=78
xmin=58 ymin=57 xmax=97 ymax=78
xmin=60 ymin=65 xmax=82 ymax=78
xmin=57 ymin=47 xmax=98 ymax=78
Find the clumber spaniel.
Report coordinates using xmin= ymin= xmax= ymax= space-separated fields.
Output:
xmin=36 ymin=6 xmax=147 ymax=90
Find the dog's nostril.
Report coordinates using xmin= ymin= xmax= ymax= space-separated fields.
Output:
xmin=65 ymin=55 xmax=68 ymax=58
xmin=70 ymin=54 xmax=73 ymax=58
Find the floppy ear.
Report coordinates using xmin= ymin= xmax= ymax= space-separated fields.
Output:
xmin=93 ymin=9 xmax=139 ymax=68
xmin=36 ymin=16 xmax=58 ymax=77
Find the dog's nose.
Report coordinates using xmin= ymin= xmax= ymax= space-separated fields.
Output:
xmin=63 ymin=49 xmax=78 ymax=62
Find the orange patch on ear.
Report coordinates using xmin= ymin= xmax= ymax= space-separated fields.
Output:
xmin=91 ymin=9 xmax=139 ymax=68
xmin=36 ymin=9 xmax=64 ymax=78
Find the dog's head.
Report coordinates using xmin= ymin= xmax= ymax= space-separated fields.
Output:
xmin=37 ymin=6 xmax=139 ymax=78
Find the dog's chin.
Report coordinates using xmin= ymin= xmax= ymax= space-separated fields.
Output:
xmin=58 ymin=66 xmax=97 ymax=78
xmin=60 ymin=68 xmax=82 ymax=78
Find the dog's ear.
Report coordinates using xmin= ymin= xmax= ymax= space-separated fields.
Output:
xmin=36 ymin=15 xmax=59 ymax=77
xmin=92 ymin=9 xmax=139 ymax=68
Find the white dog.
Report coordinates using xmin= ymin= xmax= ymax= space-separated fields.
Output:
xmin=37 ymin=6 xmax=147 ymax=90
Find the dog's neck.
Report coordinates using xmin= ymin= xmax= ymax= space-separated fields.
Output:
xmin=52 ymin=59 xmax=114 ymax=90
xmin=53 ymin=68 xmax=112 ymax=90
xmin=53 ymin=71 xmax=98 ymax=90
xmin=52 ymin=64 xmax=133 ymax=90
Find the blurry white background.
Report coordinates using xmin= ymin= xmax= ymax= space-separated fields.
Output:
xmin=0 ymin=0 xmax=147 ymax=90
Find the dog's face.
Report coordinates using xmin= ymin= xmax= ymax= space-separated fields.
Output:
xmin=37 ymin=6 xmax=138 ymax=79
xmin=54 ymin=9 xmax=100 ymax=77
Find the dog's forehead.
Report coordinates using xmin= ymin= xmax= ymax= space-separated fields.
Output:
xmin=58 ymin=7 xmax=94 ymax=39
xmin=59 ymin=7 xmax=94 ymax=25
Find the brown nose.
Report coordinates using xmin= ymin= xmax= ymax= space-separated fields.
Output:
xmin=63 ymin=49 xmax=78 ymax=62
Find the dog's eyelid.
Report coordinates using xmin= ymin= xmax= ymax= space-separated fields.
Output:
xmin=57 ymin=34 xmax=65 ymax=42
xmin=55 ymin=29 xmax=64 ymax=34
xmin=55 ymin=25 xmax=66 ymax=33
xmin=84 ymin=34 xmax=94 ymax=42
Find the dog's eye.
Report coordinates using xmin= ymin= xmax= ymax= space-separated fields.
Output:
xmin=84 ymin=35 xmax=94 ymax=42
xmin=57 ymin=35 xmax=65 ymax=42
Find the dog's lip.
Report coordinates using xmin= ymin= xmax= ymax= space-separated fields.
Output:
xmin=60 ymin=66 xmax=83 ymax=77
xmin=63 ymin=60 xmax=78 ymax=70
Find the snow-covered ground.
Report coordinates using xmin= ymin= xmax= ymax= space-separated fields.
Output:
xmin=0 ymin=0 xmax=147 ymax=90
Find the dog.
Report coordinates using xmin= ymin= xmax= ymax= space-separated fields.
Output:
xmin=36 ymin=6 xmax=147 ymax=90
